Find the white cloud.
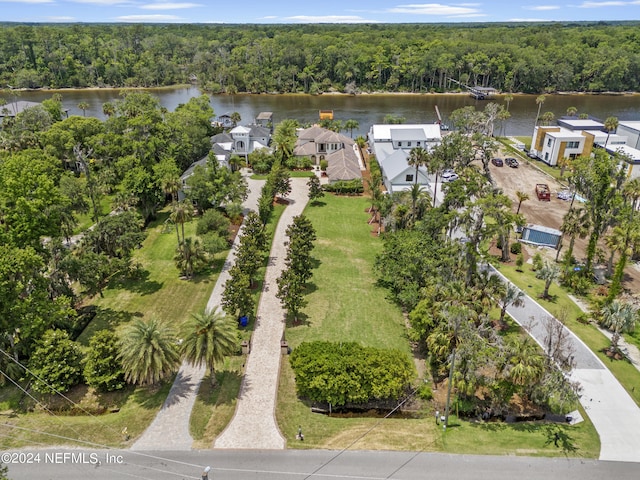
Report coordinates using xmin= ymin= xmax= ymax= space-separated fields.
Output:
xmin=140 ymin=2 xmax=202 ymax=9
xmin=47 ymin=16 xmax=76 ymax=21
xmin=116 ymin=14 xmax=183 ymax=21
xmin=579 ymin=1 xmax=628 ymax=7
xmin=261 ymin=16 xmax=278 ymax=19
xmin=524 ymin=5 xmax=561 ymax=10
xmin=387 ymin=3 xmax=481 ymax=16
xmin=285 ymin=15 xmax=379 ymax=23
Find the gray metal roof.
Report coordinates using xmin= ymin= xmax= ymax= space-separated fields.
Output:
xmin=390 ymin=128 xmax=427 ymax=142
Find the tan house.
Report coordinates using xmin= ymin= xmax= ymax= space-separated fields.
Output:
xmin=293 ymin=126 xmax=363 ymax=182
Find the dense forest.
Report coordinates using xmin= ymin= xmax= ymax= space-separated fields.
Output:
xmin=1 ymin=22 xmax=640 ymax=94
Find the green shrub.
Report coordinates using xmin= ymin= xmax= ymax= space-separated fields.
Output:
xmin=28 ymin=329 xmax=83 ymax=394
xmin=510 ymin=242 xmax=522 ymax=254
xmin=290 ymin=341 xmax=415 ymax=406
xmin=319 ymin=159 xmax=328 ymax=171
xmin=196 ymin=209 xmax=230 ymax=237
xmin=532 ymin=252 xmax=544 ymax=271
xmin=323 ymin=179 xmax=363 ymax=195
xmin=83 ymin=330 xmax=125 ymax=392
xmin=417 ymin=383 xmax=433 ymax=401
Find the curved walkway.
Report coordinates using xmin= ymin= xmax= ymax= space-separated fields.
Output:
xmin=214 ymin=177 xmax=310 ymax=449
xmin=491 ymin=266 xmax=640 ymax=463
xmin=131 ymin=172 xmax=264 ymax=451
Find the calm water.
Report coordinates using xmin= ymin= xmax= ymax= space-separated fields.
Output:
xmin=8 ymin=87 xmax=640 ymax=137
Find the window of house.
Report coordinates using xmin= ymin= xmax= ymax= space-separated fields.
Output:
xmin=318 ymin=144 xmax=326 ymax=152
xmin=406 ymin=174 xmax=414 ymax=182
xmin=547 ymin=138 xmax=552 ymax=147
xmin=544 ymin=152 xmax=549 ymax=161
xmin=566 ymin=141 xmax=579 ymax=149
xmin=408 ymin=142 xmax=412 ymax=147
xmin=417 ymin=141 xmax=421 ymax=146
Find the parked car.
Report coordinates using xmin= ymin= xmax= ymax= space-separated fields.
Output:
xmin=441 ymin=169 xmax=458 ymax=182
xmin=491 ymin=157 xmax=504 ymax=167
xmin=505 ymin=157 xmax=519 ymax=168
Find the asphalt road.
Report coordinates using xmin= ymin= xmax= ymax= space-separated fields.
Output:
xmin=4 ymin=449 xmax=640 ymax=480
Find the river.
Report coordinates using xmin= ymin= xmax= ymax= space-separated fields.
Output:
xmin=8 ymin=87 xmax=640 ymax=138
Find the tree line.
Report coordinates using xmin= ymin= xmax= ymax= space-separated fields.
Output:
xmin=1 ymin=22 xmax=640 ymax=94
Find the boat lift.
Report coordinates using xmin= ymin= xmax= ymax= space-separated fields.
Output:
xmin=447 ymin=77 xmax=497 ymax=100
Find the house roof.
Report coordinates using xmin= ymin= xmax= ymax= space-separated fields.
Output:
xmin=619 ymin=121 xmax=640 ymax=133
xmin=557 ymin=118 xmax=604 ymax=131
xmin=211 ymin=132 xmax=233 ymax=144
xmin=603 ymin=144 xmax=640 ymax=163
xmin=390 ymin=128 xmax=427 ymax=142
xmin=180 ymin=157 xmax=207 ymax=180
xmin=326 ymin=146 xmax=362 ymax=182
xmin=369 ymin=124 xmax=441 ymax=143
xmin=256 ymin=112 xmax=273 ymax=121
xmin=230 ymin=125 xmax=251 ymax=134
xmin=293 ymin=142 xmax=317 ymax=157
xmin=248 ymin=124 xmax=270 ymax=137
xmin=379 ymin=149 xmax=429 ymax=182
xmin=298 ymin=125 xmax=327 ymax=141
xmin=212 ymin=144 xmax=229 ymax=156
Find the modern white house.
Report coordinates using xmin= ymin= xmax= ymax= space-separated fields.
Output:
xmin=229 ymin=125 xmax=271 ymax=158
xmin=530 ymin=122 xmax=626 ymax=167
xmin=293 ymin=125 xmax=363 ymax=183
xmin=368 ymin=124 xmax=441 ymax=193
xmin=617 ymin=121 xmax=640 ymax=150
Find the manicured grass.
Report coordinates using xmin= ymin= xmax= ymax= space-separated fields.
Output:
xmin=73 ymin=194 xmax=116 ymax=233
xmin=286 ymin=195 xmax=409 ymax=351
xmin=77 ymin=208 xmax=225 ymax=344
xmin=190 ymin=358 xmax=243 ymax=448
xmin=497 ymin=262 xmax=640 ymax=407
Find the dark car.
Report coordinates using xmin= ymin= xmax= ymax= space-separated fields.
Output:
xmin=491 ymin=158 xmax=503 ymax=167
xmin=505 ymin=157 xmax=519 ymax=168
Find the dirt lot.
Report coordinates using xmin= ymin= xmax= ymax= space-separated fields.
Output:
xmin=489 ymin=149 xmax=640 ymax=295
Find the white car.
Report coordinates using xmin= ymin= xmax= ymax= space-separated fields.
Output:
xmin=441 ymin=169 xmax=458 ymax=182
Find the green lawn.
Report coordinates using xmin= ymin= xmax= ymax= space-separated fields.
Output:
xmin=286 ymin=195 xmax=408 ymax=351
xmin=275 ymin=195 xmax=598 ymax=457
xmin=77 ymin=208 xmax=224 ymax=344
xmin=73 ymin=193 xmax=117 ymax=233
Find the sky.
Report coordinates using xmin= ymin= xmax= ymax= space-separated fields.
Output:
xmin=2 ymin=0 xmax=640 ymax=24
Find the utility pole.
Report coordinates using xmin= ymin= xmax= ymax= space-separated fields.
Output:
xmin=443 ymin=346 xmax=457 ymax=431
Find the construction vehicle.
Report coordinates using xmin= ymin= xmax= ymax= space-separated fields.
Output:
xmin=535 ymin=184 xmax=551 ymax=201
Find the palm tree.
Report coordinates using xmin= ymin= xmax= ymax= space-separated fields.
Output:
xmin=540 ymin=111 xmax=555 ymax=126
xmin=344 ymin=119 xmax=359 ymax=138
xmin=170 ymin=200 xmax=193 ymax=245
xmin=557 ymin=207 xmax=591 ymax=265
xmin=78 ymin=101 xmax=89 ymax=117
xmin=506 ymin=338 xmax=545 ymax=390
xmin=407 ymin=146 xmax=428 ymax=186
xmin=604 ymin=116 xmax=619 ymax=147
xmin=607 ymin=220 xmax=640 ymax=302
xmin=623 ymin=177 xmax=640 ymax=220
xmin=181 ymin=308 xmax=238 ymax=387
xmin=534 ymin=95 xmax=546 ymax=127
xmin=230 ymin=111 xmax=241 ymax=127
xmin=600 ymin=300 xmax=638 ymax=354
xmin=504 ymin=93 xmax=514 ymax=112
xmin=498 ymin=283 xmax=526 ymax=326
xmin=515 ymin=191 xmax=529 ymax=215
xmin=537 ymin=261 xmax=560 ymax=299
xmin=118 ymin=318 xmax=180 ymax=386
xmin=566 ymin=106 xmax=578 ymax=117
xmin=408 ymin=183 xmax=427 ymax=224
xmin=272 ymin=119 xmax=298 ymax=163
xmin=175 ymin=236 xmax=208 ymax=279
xmin=102 ymin=102 xmax=116 ymax=117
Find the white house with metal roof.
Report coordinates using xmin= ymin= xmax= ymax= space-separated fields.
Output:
xmin=368 ymin=124 xmax=441 ymax=192
xmin=617 ymin=121 xmax=640 ymax=150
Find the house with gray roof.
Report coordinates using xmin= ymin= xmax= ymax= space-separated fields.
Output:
xmin=368 ymin=124 xmax=441 ymax=192
xmin=293 ymin=125 xmax=363 ymax=183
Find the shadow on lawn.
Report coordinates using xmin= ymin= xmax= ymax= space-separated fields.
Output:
xmin=478 ymin=420 xmax=578 ymax=455
xmin=113 ymin=268 xmax=164 ymax=296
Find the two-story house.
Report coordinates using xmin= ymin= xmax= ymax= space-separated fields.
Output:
xmin=368 ymin=124 xmax=441 ymax=193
